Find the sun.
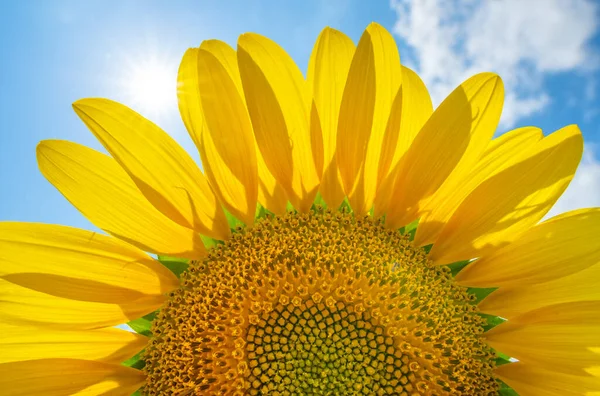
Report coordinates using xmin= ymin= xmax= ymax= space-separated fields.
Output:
xmin=120 ymin=54 xmax=178 ymax=119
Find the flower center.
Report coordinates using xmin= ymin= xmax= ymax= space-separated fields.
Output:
xmin=143 ymin=208 xmax=498 ymax=395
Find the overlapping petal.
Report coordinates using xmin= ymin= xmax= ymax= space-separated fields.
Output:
xmin=307 ymin=27 xmax=355 ymax=208
xmin=429 ymin=125 xmax=583 ymax=264
xmin=495 ymin=362 xmax=600 ymax=396
xmin=415 ymin=127 xmax=543 ymax=246
xmin=37 ymin=140 xmax=206 ymax=259
xmin=479 ymin=260 xmax=600 ymax=318
xmin=0 ymin=280 xmax=160 ymax=330
xmin=374 ymin=66 xmax=432 ymax=218
xmin=178 ymin=45 xmax=287 ymax=216
xmin=0 ymin=358 xmax=144 ymax=396
xmin=73 ymin=98 xmax=229 ymax=240
xmin=0 ymin=324 xmax=146 ymax=364
xmin=336 ymin=22 xmax=402 ymax=215
xmin=238 ymin=32 xmax=320 ymax=211
xmin=385 ymin=73 xmax=504 ymax=228
xmin=486 ymin=302 xmax=600 ymax=375
xmin=456 ymin=208 xmax=600 ymax=287
xmin=0 ymin=222 xmax=178 ymax=302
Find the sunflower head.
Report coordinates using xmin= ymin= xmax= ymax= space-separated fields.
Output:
xmin=2 ymin=22 xmax=598 ymax=396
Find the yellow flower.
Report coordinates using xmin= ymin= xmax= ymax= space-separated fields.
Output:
xmin=1 ymin=22 xmax=598 ymax=395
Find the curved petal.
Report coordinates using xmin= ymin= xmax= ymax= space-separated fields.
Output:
xmin=374 ymin=66 xmax=433 ymax=218
xmin=195 ymin=42 xmax=258 ymax=225
xmin=456 ymin=208 xmax=600 ymax=287
xmin=0 ymin=280 xmax=162 ymax=330
xmin=307 ymin=27 xmax=355 ymax=208
xmin=479 ymin=259 xmax=600 ymax=319
xmin=0 ymin=324 xmax=147 ymax=364
xmin=336 ymin=22 xmax=402 ymax=215
xmin=238 ymin=32 xmax=319 ymax=211
xmin=414 ymin=127 xmax=543 ymax=246
xmin=0 ymin=222 xmax=178 ymax=302
xmin=495 ymin=362 xmax=600 ymax=396
xmin=178 ymin=46 xmax=287 ymax=216
xmin=37 ymin=140 xmax=206 ymax=259
xmin=0 ymin=358 xmax=145 ymax=396
xmin=429 ymin=125 xmax=583 ymax=265
xmin=486 ymin=302 xmax=600 ymax=375
xmin=385 ymin=73 xmax=504 ymax=228
xmin=177 ymin=48 xmax=204 ymax=148
xmin=72 ymin=98 xmax=229 ymax=240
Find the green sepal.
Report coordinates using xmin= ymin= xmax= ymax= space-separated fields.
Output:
xmin=122 ymin=349 xmax=146 ymax=370
xmin=158 ymin=255 xmax=189 ymax=278
xmin=498 ymin=380 xmax=519 ymax=395
xmin=399 ymin=219 xmax=419 ymax=241
xmin=338 ymin=197 xmax=353 ymax=213
xmin=447 ymin=260 xmax=471 ymax=277
xmin=312 ymin=191 xmax=327 ymax=209
xmin=127 ymin=311 xmax=157 ymax=337
xmin=223 ymin=206 xmax=245 ymax=229
xmin=255 ymin=203 xmax=270 ymax=220
xmin=481 ymin=313 xmax=505 ymax=332
xmin=200 ymin=235 xmax=221 ymax=250
xmin=467 ymin=286 xmax=496 ymax=303
xmin=286 ymin=201 xmax=296 ymax=212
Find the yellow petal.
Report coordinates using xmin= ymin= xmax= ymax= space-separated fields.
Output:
xmin=495 ymin=362 xmax=600 ymax=396
xmin=385 ymin=73 xmax=504 ymax=228
xmin=0 ymin=324 xmax=147 ymax=364
xmin=0 ymin=358 xmax=144 ymax=396
xmin=196 ymin=42 xmax=258 ymax=225
xmin=177 ymin=48 xmax=204 ymax=149
xmin=72 ymin=98 xmax=229 ymax=240
xmin=238 ymin=33 xmax=319 ymax=212
xmin=374 ymin=66 xmax=433 ymax=217
xmin=0 ymin=280 xmax=161 ymax=329
xmin=178 ymin=46 xmax=287 ymax=216
xmin=429 ymin=125 xmax=583 ymax=265
xmin=415 ymin=127 xmax=543 ymax=246
xmin=0 ymin=222 xmax=178 ymax=303
xmin=479 ymin=259 xmax=600 ymax=319
xmin=336 ymin=23 xmax=402 ymax=215
xmin=307 ymin=27 xmax=355 ymax=208
xmin=456 ymin=208 xmax=600 ymax=287
xmin=486 ymin=302 xmax=600 ymax=375
xmin=37 ymin=140 xmax=206 ymax=259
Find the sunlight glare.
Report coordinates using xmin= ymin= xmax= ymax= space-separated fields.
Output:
xmin=121 ymin=54 xmax=178 ymax=119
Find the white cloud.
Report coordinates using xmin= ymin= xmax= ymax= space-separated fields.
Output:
xmin=390 ymin=0 xmax=598 ymax=127
xmin=546 ymin=144 xmax=600 ymax=217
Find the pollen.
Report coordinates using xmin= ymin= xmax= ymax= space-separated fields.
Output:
xmin=143 ymin=208 xmax=498 ymax=395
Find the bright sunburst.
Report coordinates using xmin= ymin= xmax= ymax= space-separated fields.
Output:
xmin=120 ymin=53 xmax=177 ymax=119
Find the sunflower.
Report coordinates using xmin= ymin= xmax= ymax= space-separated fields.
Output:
xmin=1 ymin=22 xmax=598 ymax=396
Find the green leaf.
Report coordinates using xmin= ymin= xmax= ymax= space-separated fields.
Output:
xmin=127 ymin=311 xmax=156 ymax=337
xmin=158 ymin=255 xmax=189 ymax=278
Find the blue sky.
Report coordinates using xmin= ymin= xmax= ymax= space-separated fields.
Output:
xmin=1 ymin=0 xmax=599 ymax=230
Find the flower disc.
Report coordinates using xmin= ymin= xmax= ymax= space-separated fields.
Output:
xmin=144 ymin=208 xmax=498 ymax=395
